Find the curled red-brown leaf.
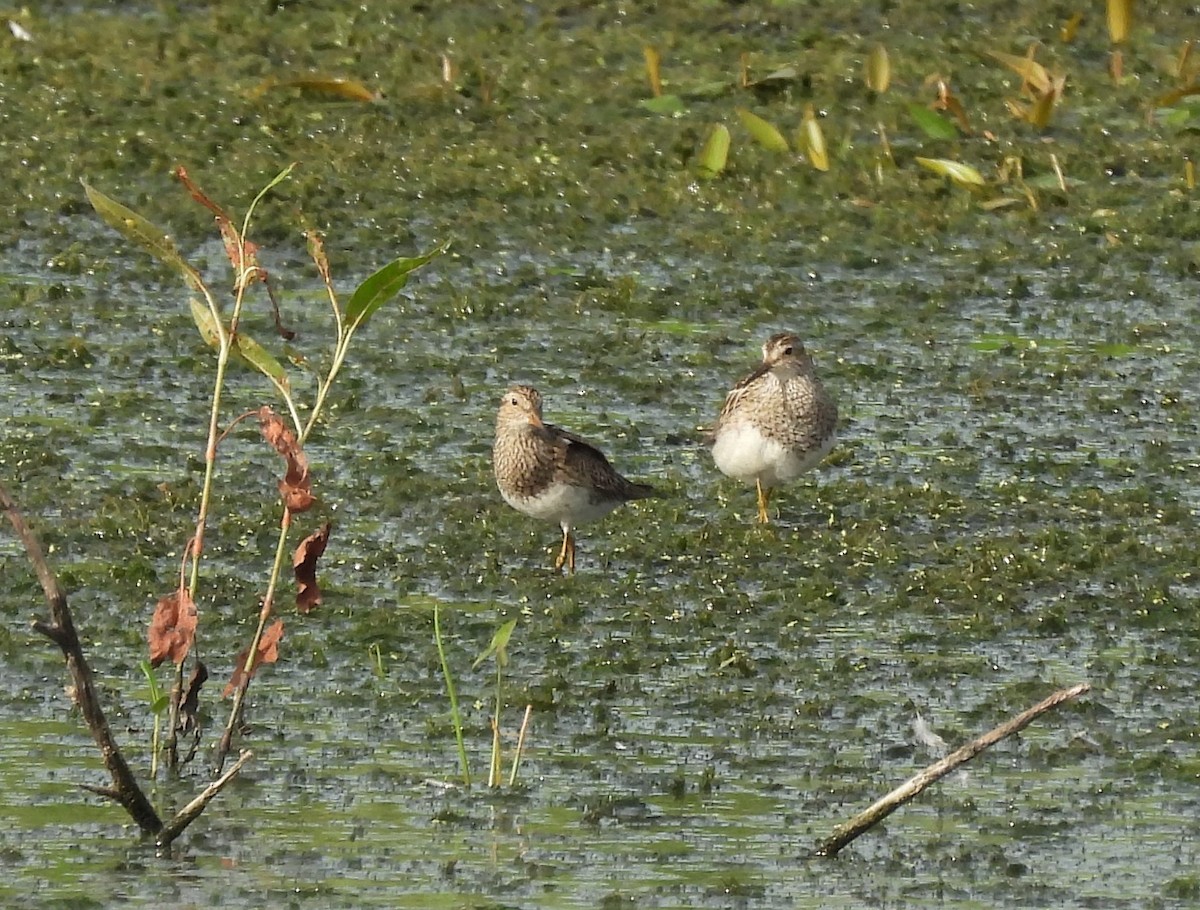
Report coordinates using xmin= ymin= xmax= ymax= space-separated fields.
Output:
xmin=148 ymin=588 xmax=198 ymax=668
xmin=174 ymin=166 xmax=294 ymax=340
xmin=258 ymin=406 xmax=314 ymax=512
xmin=223 ymin=618 xmax=285 ymax=697
xmin=294 ymin=522 xmax=331 ymax=614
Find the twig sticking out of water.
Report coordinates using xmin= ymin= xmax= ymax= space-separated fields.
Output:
xmin=813 ymin=683 xmax=1092 ymax=857
xmin=1 ymin=481 xmax=162 ymax=835
xmin=1 ymin=481 xmax=252 ymax=845
xmin=157 ymin=750 xmax=253 ymax=852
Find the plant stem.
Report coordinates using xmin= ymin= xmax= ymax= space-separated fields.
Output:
xmin=214 ymin=507 xmax=292 ymax=772
xmin=508 ymin=704 xmax=532 ymax=787
xmin=434 ymin=602 xmax=470 ymax=788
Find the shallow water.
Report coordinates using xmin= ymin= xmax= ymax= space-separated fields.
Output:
xmin=3 ymin=1 xmax=1200 ymax=908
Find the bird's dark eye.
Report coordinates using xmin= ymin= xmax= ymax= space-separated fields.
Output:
xmin=783 ymin=345 xmax=794 ymax=355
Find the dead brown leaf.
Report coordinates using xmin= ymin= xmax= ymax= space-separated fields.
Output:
xmin=258 ymin=406 xmax=314 ymax=512
xmin=174 ymin=166 xmax=295 ymax=340
xmin=148 ymin=588 xmax=197 ymax=668
xmin=294 ymin=522 xmax=331 ymax=614
xmin=223 ymin=619 xmax=285 ymax=697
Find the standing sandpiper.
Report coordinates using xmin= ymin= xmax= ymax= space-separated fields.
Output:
xmin=711 ymin=332 xmax=837 ymax=524
xmin=493 ymin=385 xmax=656 ymax=573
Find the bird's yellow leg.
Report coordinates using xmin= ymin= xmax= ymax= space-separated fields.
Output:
xmin=756 ymin=480 xmax=773 ymax=524
xmin=566 ymin=532 xmax=577 ymax=575
xmin=554 ymin=528 xmax=570 ymax=574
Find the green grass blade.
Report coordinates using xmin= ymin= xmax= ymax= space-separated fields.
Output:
xmin=434 ymin=602 xmax=470 ymax=787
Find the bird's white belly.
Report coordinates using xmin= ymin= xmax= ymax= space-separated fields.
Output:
xmin=712 ymin=424 xmax=835 ymax=486
xmin=502 ymin=482 xmax=617 ymax=529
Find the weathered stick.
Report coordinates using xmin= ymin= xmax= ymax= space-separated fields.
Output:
xmin=0 ymin=481 xmax=163 ymax=835
xmin=814 ymin=682 xmax=1092 ymax=857
xmin=157 ymin=749 xmax=253 ymax=851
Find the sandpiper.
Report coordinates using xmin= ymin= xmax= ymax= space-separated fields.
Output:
xmin=711 ymin=332 xmax=837 ymax=524
xmin=493 ymin=384 xmax=656 ymax=573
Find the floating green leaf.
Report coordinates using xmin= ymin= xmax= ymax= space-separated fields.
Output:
xmin=250 ymin=76 xmax=380 ymax=102
xmin=696 ymin=124 xmax=731 ymax=178
xmin=643 ymin=45 xmax=663 ymax=97
xmin=907 ymin=104 xmax=959 ymax=139
xmin=986 ymin=50 xmax=1052 ymax=94
xmin=345 ymin=240 xmax=450 ymax=328
xmin=639 ymin=94 xmax=686 ymax=115
xmin=916 ymin=157 xmax=987 ymax=190
xmin=736 ymin=107 xmax=790 ymax=153
xmin=1107 ymin=0 xmax=1132 ymax=44
xmin=798 ymin=104 xmax=829 ymax=171
xmin=866 ymin=44 xmax=891 ymax=93
xmin=83 ymin=180 xmax=203 ymax=293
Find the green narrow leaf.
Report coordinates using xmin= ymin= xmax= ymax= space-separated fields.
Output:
xmin=915 ymin=156 xmax=987 ymax=190
xmin=189 ymin=297 xmax=223 ymax=350
xmin=696 ymin=123 xmax=731 ymax=178
xmin=234 ymin=331 xmax=290 ymax=392
xmin=736 ymin=108 xmax=790 ymax=153
xmin=345 ymin=240 xmax=450 ymax=328
xmin=139 ymin=659 xmax=168 ymax=716
xmin=473 ymin=618 xmax=518 ymax=670
xmin=907 ymin=103 xmax=960 ymax=140
xmin=82 ymin=180 xmax=204 ymax=293
xmin=187 ymin=298 xmax=286 ymax=388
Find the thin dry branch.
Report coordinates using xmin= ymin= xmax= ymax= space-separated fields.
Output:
xmin=814 ymin=683 xmax=1091 ymax=857
xmin=157 ymin=750 xmax=253 ymax=851
xmin=0 ymin=481 xmax=163 ymax=835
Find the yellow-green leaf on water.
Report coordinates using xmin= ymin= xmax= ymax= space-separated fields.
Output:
xmin=985 ymin=49 xmax=1051 ymax=94
xmin=736 ymin=108 xmax=789 ymax=153
xmin=907 ymin=103 xmax=959 ymax=139
xmin=644 ymin=45 xmax=663 ymax=97
xmin=83 ymin=180 xmax=203 ymax=293
xmin=638 ymin=94 xmax=686 ymax=115
xmin=865 ymin=44 xmax=890 ymax=93
xmin=251 ymin=76 xmax=381 ymax=102
xmin=979 ymin=196 xmax=1027 ymax=212
xmin=1026 ymin=88 xmax=1058 ymax=128
xmin=916 ymin=157 xmax=987 ymax=190
xmin=696 ymin=124 xmax=730 ymax=178
xmin=1060 ymin=11 xmax=1084 ymax=43
xmin=1106 ymin=0 xmax=1131 ymax=44
xmin=798 ymin=104 xmax=829 ymax=171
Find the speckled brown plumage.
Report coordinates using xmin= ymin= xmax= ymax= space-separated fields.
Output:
xmin=711 ymin=332 xmax=837 ymax=523
xmin=493 ymin=385 xmax=655 ymax=573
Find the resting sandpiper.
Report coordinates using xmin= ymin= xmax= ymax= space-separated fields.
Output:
xmin=711 ymin=332 xmax=837 ymax=524
xmin=493 ymin=384 xmax=656 ymax=573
